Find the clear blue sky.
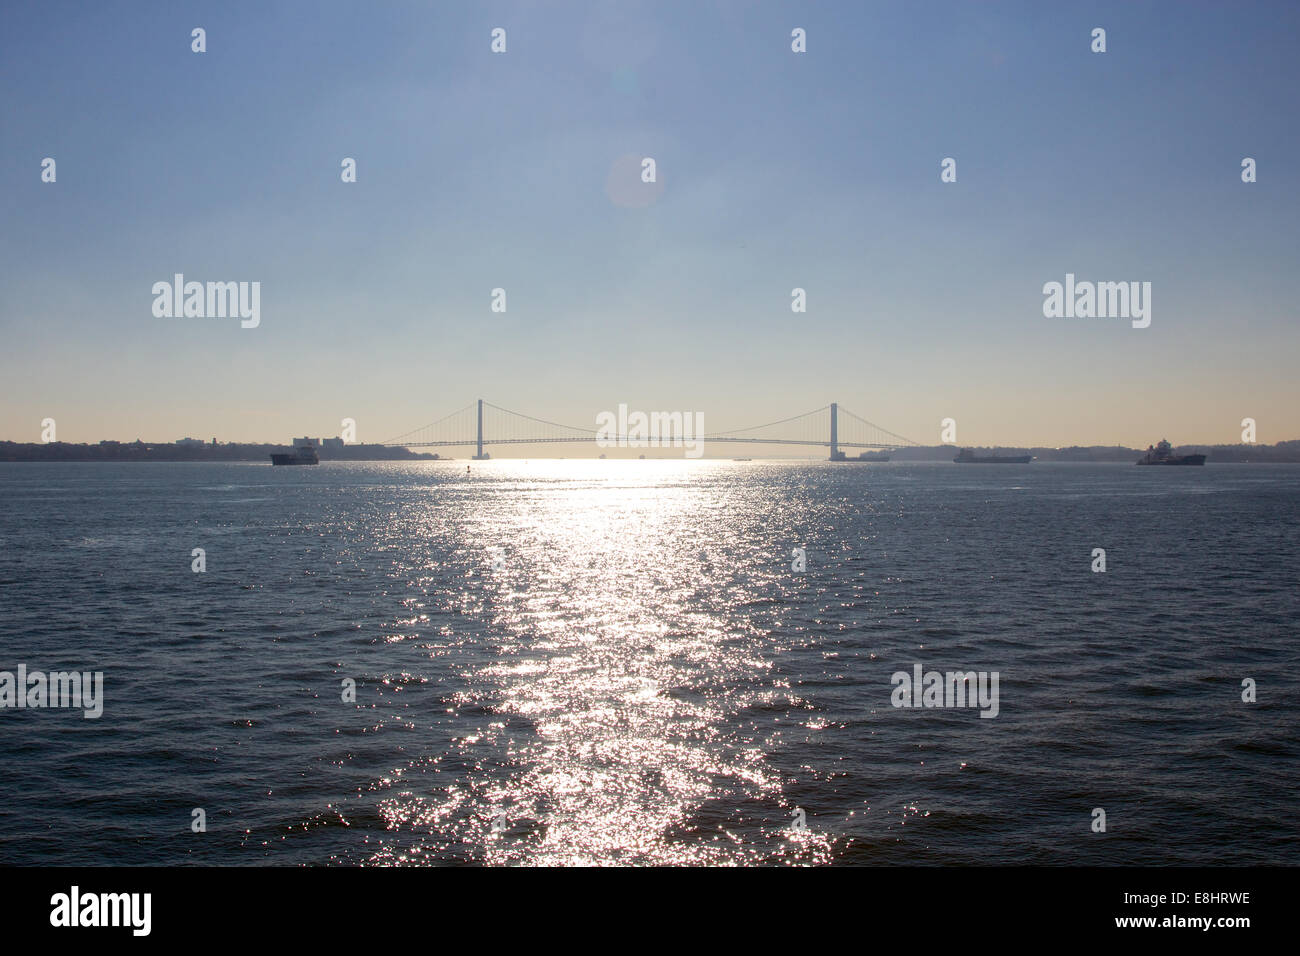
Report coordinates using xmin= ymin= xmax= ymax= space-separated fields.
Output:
xmin=2 ymin=1 xmax=1297 ymax=448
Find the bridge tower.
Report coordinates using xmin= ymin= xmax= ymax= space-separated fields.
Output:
xmin=829 ymin=402 xmax=842 ymax=461
xmin=474 ymin=399 xmax=487 ymax=460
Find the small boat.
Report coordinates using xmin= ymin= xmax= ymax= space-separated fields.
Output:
xmin=1137 ymin=439 xmax=1205 ymax=466
xmin=953 ymin=448 xmax=1032 ymax=464
xmin=270 ymin=442 xmax=319 ymax=466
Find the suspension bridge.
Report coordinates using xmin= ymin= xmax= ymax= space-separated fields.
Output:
xmin=380 ymin=400 xmax=920 ymax=460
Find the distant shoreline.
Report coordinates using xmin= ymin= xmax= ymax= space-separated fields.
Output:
xmin=0 ymin=442 xmax=439 ymax=463
xmin=877 ymin=442 xmax=1300 ymax=463
xmin=3 ymin=441 xmax=1300 ymax=463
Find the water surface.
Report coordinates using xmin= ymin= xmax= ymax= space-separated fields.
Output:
xmin=1 ymin=460 xmax=1296 ymax=865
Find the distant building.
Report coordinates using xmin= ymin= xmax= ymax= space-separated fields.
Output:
xmin=175 ymin=437 xmax=205 ymax=447
xmin=293 ymin=437 xmax=318 ymax=447
xmin=321 ymin=437 xmax=345 ymax=449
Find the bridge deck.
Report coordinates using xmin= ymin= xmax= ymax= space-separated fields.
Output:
xmin=388 ymin=437 xmax=900 ymax=449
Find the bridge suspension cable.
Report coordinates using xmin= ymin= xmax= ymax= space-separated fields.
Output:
xmin=481 ymin=401 xmax=599 ymax=441
xmin=378 ymin=399 xmax=919 ymax=452
xmin=837 ymin=407 xmax=922 ymax=448
xmin=379 ymin=402 xmax=477 ymax=446
xmin=703 ymin=405 xmax=830 ymax=439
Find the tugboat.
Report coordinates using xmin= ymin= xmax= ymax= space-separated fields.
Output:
xmin=953 ymin=448 xmax=1032 ymax=464
xmin=270 ymin=441 xmax=319 ymax=466
xmin=1137 ymin=439 xmax=1205 ymax=466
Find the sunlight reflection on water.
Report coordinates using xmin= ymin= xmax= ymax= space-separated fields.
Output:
xmin=367 ymin=461 xmax=836 ymax=865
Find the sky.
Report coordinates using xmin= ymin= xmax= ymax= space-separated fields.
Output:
xmin=2 ymin=0 xmax=1297 ymax=451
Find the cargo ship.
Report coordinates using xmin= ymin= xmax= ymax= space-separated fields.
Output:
xmin=270 ymin=442 xmax=319 ymax=466
xmin=830 ymin=450 xmax=891 ymax=462
xmin=1137 ymin=439 xmax=1205 ymax=466
xmin=953 ymin=448 xmax=1032 ymax=464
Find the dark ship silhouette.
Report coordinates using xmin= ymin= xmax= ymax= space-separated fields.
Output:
xmin=953 ymin=448 xmax=1032 ymax=464
xmin=1137 ymin=439 xmax=1205 ymax=466
xmin=270 ymin=442 xmax=319 ymax=466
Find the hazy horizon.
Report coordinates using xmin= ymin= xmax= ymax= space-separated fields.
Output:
xmin=3 ymin=1 xmax=1298 ymax=451
xmin=3 ymin=410 xmax=1297 ymax=453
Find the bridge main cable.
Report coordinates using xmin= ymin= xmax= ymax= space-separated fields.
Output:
xmin=378 ymin=402 xmax=477 ymax=446
xmin=480 ymin=400 xmax=601 ymax=438
xmin=702 ymin=405 xmax=831 ymax=439
xmin=836 ymin=406 xmax=922 ymax=448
